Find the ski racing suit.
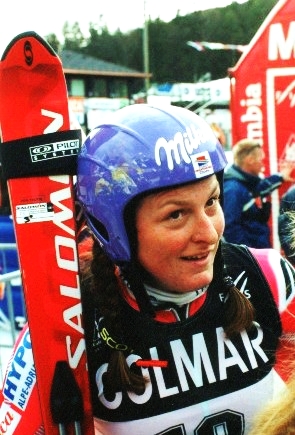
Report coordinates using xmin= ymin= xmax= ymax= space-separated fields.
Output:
xmin=84 ymin=242 xmax=295 ymax=435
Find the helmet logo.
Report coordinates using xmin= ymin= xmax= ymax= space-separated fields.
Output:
xmin=154 ymin=124 xmax=214 ymax=171
xmin=190 ymin=150 xmax=214 ymax=178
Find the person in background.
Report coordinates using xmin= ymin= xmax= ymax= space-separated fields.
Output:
xmin=223 ymin=138 xmax=294 ymax=248
xmin=278 ymin=184 xmax=295 ymax=266
xmin=249 ymin=209 xmax=295 ymax=435
xmin=76 ymin=105 xmax=295 ymax=435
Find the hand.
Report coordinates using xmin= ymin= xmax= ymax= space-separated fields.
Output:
xmin=0 ymin=281 xmax=5 ymax=299
xmin=279 ymin=159 xmax=295 ymax=182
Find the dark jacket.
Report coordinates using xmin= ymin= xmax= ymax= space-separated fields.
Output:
xmin=223 ymin=164 xmax=283 ymax=248
xmin=278 ymin=185 xmax=295 ymax=265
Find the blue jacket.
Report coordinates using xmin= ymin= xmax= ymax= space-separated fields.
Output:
xmin=223 ymin=164 xmax=283 ymax=248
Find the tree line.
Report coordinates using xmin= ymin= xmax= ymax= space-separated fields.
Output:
xmin=46 ymin=0 xmax=277 ymax=85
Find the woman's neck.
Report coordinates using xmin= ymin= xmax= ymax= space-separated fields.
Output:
xmin=144 ymin=283 xmax=208 ymax=307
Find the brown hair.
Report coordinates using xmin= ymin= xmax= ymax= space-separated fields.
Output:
xmin=81 ymin=238 xmax=147 ymax=395
xmin=233 ymin=138 xmax=262 ymax=166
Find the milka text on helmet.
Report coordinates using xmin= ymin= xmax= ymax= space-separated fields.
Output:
xmin=155 ymin=122 xmax=215 ymax=177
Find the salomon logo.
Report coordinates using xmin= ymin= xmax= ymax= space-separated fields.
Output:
xmin=24 ymin=40 xmax=33 ymax=66
xmin=29 ymin=139 xmax=80 ymax=162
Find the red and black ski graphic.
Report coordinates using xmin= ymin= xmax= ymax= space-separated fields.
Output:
xmin=0 ymin=32 xmax=94 ymax=434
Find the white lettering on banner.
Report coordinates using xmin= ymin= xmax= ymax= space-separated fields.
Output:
xmin=240 ymin=83 xmax=263 ymax=143
xmin=154 ymin=124 xmax=214 ymax=170
xmin=269 ymin=22 xmax=295 ymax=61
xmin=50 ymin=176 xmax=87 ymax=370
xmin=96 ymin=323 xmax=268 ymax=409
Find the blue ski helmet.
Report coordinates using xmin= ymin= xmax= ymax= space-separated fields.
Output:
xmin=77 ymin=104 xmax=227 ymax=263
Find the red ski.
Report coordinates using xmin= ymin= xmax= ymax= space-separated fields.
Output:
xmin=0 ymin=32 xmax=94 ymax=434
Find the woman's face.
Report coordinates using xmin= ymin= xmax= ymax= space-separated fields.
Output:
xmin=136 ymin=174 xmax=224 ymax=293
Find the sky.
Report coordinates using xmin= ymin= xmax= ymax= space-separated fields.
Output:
xmin=0 ymin=0 xmax=248 ymax=56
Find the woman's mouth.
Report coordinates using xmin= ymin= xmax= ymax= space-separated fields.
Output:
xmin=182 ymin=253 xmax=209 ymax=261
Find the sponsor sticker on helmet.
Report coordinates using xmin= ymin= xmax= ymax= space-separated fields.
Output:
xmin=190 ymin=151 xmax=214 ymax=178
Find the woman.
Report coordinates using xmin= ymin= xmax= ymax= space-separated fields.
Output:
xmin=77 ymin=104 xmax=295 ymax=434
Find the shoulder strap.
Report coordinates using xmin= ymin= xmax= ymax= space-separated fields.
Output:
xmin=221 ymin=241 xmax=281 ymax=335
xmin=248 ymin=247 xmax=280 ymax=305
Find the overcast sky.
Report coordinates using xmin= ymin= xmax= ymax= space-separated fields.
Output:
xmin=0 ymin=0 xmax=248 ymax=55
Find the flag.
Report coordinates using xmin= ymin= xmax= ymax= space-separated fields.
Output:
xmin=187 ymin=41 xmax=247 ymax=52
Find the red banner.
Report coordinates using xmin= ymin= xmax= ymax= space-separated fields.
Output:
xmin=229 ymin=0 xmax=295 ymax=248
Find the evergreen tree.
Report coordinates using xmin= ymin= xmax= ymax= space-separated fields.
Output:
xmin=46 ymin=0 xmax=278 ymax=84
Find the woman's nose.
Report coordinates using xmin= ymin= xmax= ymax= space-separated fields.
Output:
xmin=191 ymin=214 xmax=218 ymax=243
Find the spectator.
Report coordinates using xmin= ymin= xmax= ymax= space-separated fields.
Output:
xmin=223 ymin=138 xmax=294 ymax=248
xmin=278 ymin=185 xmax=295 ymax=265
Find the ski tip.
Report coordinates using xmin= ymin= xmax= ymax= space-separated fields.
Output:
xmin=1 ymin=31 xmax=57 ymax=61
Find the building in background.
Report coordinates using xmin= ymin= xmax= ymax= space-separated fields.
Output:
xmin=61 ymin=50 xmax=151 ymax=132
xmin=133 ymin=78 xmax=231 ymax=148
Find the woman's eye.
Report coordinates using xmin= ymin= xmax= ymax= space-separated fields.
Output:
xmin=207 ymin=196 xmax=220 ymax=207
xmin=169 ymin=209 xmax=183 ymax=220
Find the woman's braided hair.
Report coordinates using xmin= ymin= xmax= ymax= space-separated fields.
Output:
xmin=80 ymin=235 xmax=147 ymax=395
